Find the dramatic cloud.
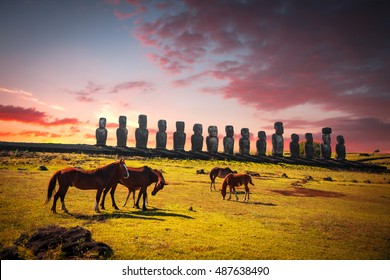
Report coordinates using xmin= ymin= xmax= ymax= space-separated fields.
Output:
xmin=110 ymin=81 xmax=154 ymax=94
xmin=68 ymin=80 xmax=154 ymax=103
xmin=0 ymin=87 xmax=65 ymax=111
xmin=0 ymin=105 xmax=80 ymax=126
xmin=131 ymin=0 xmax=390 ymax=120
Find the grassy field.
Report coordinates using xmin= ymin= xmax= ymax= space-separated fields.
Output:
xmin=0 ymin=151 xmax=389 ymax=259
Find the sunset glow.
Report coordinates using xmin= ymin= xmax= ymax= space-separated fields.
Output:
xmin=1 ymin=0 xmax=389 ymax=153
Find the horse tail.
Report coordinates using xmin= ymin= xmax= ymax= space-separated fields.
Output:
xmin=249 ymin=175 xmax=254 ymax=185
xmin=46 ymin=170 xmax=60 ymax=203
xmin=209 ymin=169 xmax=215 ymax=181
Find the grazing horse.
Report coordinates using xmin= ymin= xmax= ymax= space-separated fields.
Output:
xmin=221 ymin=173 xmax=254 ymax=202
xmin=209 ymin=167 xmax=237 ymax=191
xmin=101 ymin=166 xmax=168 ymax=211
xmin=46 ymin=159 xmax=129 ymax=213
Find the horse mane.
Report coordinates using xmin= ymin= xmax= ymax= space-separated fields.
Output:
xmin=94 ymin=160 xmax=122 ymax=176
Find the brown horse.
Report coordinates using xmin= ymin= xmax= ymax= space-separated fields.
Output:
xmin=46 ymin=159 xmax=129 ymax=213
xmin=101 ymin=166 xmax=168 ymax=211
xmin=221 ymin=173 xmax=254 ymax=202
xmin=209 ymin=167 xmax=237 ymax=191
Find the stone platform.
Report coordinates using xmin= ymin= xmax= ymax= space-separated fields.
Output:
xmin=0 ymin=141 xmax=387 ymax=173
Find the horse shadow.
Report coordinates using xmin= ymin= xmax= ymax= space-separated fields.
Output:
xmin=228 ymin=200 xmax=277 ymax=207
xmin=63 ymin=208 xmax=194 ymax=222
xmin=64 ymin=210 xmax=164 ymax=222
xmin=131 ymin=207 xmax=195 ymax=220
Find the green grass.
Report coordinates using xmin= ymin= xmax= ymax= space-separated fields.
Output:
xmin=0 ymin=151 xmax=389 ymax=259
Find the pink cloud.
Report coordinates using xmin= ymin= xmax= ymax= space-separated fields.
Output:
xmin=128 ymin=0 xmax=389 ymax=121
xmin=0 ymin=105 xmax=80 ymax=127
xmin=110 ymin=81 xmax=154 ymax=94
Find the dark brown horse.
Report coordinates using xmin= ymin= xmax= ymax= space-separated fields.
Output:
xmin=101 ymin=166 xmax=168 ymax=211
xmin=46 ymin=159 xmax=129 ymax=213
xmin=209 ymin=167 xmax=237 ymax=191
xmin=221 ymin=173 xmax=254 ymax=202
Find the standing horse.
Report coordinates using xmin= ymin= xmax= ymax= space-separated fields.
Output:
xmin=101 ymin=166 xmax=168 ymax=211
xmin=209 ymin=167 xmax=237 ymax=191
xmin=46 ymin=159 xmax=129 ymax=213
xmin=220 ymin=173 xmax=254 ymax=202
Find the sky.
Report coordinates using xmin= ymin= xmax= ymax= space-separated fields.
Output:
xmin=0 ymin=0 xmax=389 ymax=153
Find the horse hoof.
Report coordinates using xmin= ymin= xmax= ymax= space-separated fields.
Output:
xmin=114 ymin=206 xmax=119 ymax=210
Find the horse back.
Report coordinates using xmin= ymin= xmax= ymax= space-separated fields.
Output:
xmin=58 ymin=168 xmax=106 ymax=189
xmin=120 ymin=167 xmax=155 ymax=188
xmin=225 ymin=173 xmax=253 ymax=186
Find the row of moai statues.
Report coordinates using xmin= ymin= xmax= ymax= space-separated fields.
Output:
xmin=96 ymin=116 xmax=346 ymax=160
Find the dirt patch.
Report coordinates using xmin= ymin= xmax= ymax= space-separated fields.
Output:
xmin=270 ymin=187 xmax=345 ymax=198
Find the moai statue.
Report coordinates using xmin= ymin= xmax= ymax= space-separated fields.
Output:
xmin=135 ymin=114 xmax=148 ymax=149
xmin=256 ymin=131 xmax=267 ymax=156
xmin=304 ymin=133 xmax=314 ymax=159
xmin=191 ymin=123 xmax=204 ymax=152
xmin=321 ymin=127 xmax=332 ymax=159
xmin=223 ymin=125 xmax=234 ymax=154
xmin=173 ymin=121 xmax=186 ymax=151
xmin=239 ymin=128 xmax=250 ymax=155
xmin=335 ymin=135 xmax=346 ymax=161
xmin=290 ymin=133 xmax=300 ymax=158
xmin=96 ymin=117 xmax=107 ymax=146
xmin=156 ymin=120 xmax=167 ymax=149
xmin=206 ymin=126 xmax=219 ymax=153
xmin=116 ymin=116 xmax=128 ymax=147
xmin=272 ymin=122 xmax=284 ymax=156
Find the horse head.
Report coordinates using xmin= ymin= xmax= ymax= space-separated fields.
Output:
xmin=151 ymin=169 xmax=168 ymax=196
xmin=119 ymin=159 xmax=130 ymax=179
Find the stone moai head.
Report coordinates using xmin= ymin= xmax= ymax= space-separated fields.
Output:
xmin=176 ymin=121 xmax=185 ymax=132
xmin=99 ymin=117 xmax=107 ymax=129
xmin=241 ymin=128 xmax=250 ymax=139
xmin=225 ymin=125 xmax=234 ymax=137
xmin=158 ymin=120 xmax=166 ymax=132
xmin=258 ymin=131 xmax=266 ymax=140
xmin=337 ymin=135 xmax=345 ymax=145
xmin=305 ymin=133 xmax=313 ymax=143
xmin=274 ymin=122 xmax=284 ymax=135
xmin=118 ymin=116 xmax=126 ymax=128
xmin=208 ymin=126 xmax=218 ymax=137
xmin=322 ymin=127 xmax=332 ymax=144
xmin=193 ymin=123 xmax=203 ymax=135
xmin=138 ymin=114 xmax=147 ymax=129
xmin=291 ymin=133 xmax=299 ymax=143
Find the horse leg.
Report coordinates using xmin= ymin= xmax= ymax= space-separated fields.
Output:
xmin=234 ymin=186 xmax=239 ymax=201
xmin=227 ymin=186 xmax=232 ymax=200
xmin=135 ymin=189 xmax=142 ymax=209
xmin=94 ymin=188 xmax=104 ymax=213
xmin=210 ymin=178 xmax=214 ymax=191
xmin=59 ymin=185 xmax=70 ymax=213
xmin=51 ymin=188 xmax=61 ymax=213
xmin=142 ymin=189 xmax=148 ymax=211
xmin=109 ymin=185 xmax=119 ymax=210
xmin=100 ymin=187 xmax=110 ymax=210
xmin=244 ymin=185 xmax=250 ymax=202
xmin=123 ymin=188 xmax=131 ymax=207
